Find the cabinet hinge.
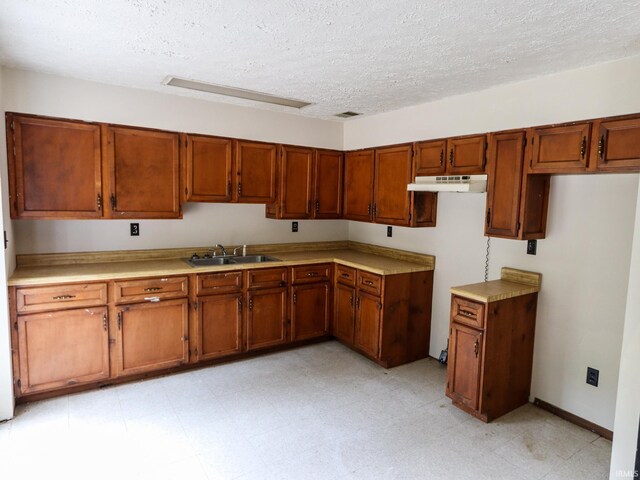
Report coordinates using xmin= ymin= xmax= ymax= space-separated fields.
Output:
xmin=182 ymin=336 xmax=189 ymax=342
xmin=194 ymin=348 xmax=198 ymax=357
xmin=523 ymin=135 xmax=527 ymax=147
xmin=378 ymin=302 xmax=382 ymax=310
xmin=14 ymin=321 xmax=18 ymax=331
xmin=516 ymin=221 xmax=521 ymax=233
xmin=194 ymin=301 xmax=198 ymax=311
xmin=408 ymin=212 xmax=412 ymax=222
xmin=16 ymin=379 xmax=21 ymax=388
xmin=9 ymin=120 xmax=14 ymax=131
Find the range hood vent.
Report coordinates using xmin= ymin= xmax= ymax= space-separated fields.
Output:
xmin=407 ymin=175 xmax=488 ymax=193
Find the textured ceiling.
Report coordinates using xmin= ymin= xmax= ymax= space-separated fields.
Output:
xmin=1 ymin=0 xmax=640 ymax=119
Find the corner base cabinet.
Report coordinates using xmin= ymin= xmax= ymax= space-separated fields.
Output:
xmin=446 ymin=282 xmax=539 ymax=422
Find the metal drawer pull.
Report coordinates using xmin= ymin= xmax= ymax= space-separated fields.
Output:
xmin=144 ymin=297 xmax=161 ymax=302
xmin=306 ymin=272 xmax=318 ymax=276
xmin=341 ymin=273 xmax=350 ymax=278
xmin=363 ymin=280 xmax=374 ymax=285
xmin=144 ymin=287 xmax=162 ymax=292
xmin=460 ymin=310 xmax=476 ymax=317
xmin=53 ymin=295 xmax=76 ymax=300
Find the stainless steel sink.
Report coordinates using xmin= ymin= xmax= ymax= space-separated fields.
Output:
xmin=184 ymin=254 xmax=280 ymax=267
xmin=232 ymin=255 xmax=280 ymax=263
xmin=185 ymin=257 xmax=237 ymax=267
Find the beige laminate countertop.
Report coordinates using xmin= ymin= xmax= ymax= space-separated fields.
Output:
xmin=449 ymin=267 xmax=542 ymax=303
xmin=8 ymin=248 xmax=434 ymax=287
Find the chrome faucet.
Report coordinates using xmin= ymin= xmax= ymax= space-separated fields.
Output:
xmin=211 ymin=244 xmax=227 ymax=256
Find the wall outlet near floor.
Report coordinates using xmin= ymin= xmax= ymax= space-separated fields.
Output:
xmin=291 ymin=221 xmax=298 ymax=233
xmin=387 ymin=226 xmax=393 ymax=237
xmin=586 ymin=367 xmax=599 ymax=387
xmin=527 ymin=239 xmax=537 ymax=255
xmin=130 ymin=223 xmax=139 ymax=236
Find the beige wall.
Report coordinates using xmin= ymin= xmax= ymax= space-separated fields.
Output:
xmin=344 ymin=55 xmax=640 ymax=430
xmin=610 ymin=179 xmax=640 ymax=477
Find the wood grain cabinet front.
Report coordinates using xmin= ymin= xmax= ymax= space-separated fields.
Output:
xmin=446 ymin=292 xmax=538 ymax=422
xmin=373 ymin=145 xmax=413 ymax=226
xmin=16 ymin=282 xmax=108 ymax=314
xmin=235 ymin=140 xmax=278 ymax=203
xmin=343 ymin=149 xmax=375 ymax=222
xmin=197 ymin=293 xmax=243 ymax=361
xmin=291 ymin=282 xmax=330 ymax=341
xmin=528 ymin=122 xmax=591 ymax=173
xmin=114 ymin=276 xmax=189 ymax=304
xmin=590 ymin=115 xmax=640 ymax=172
xmin=183 ymin=134 xmax=233 ymax=202
xmin=6 ymin=113 xmax=103 ymax=219
xmin=245 ymin=287 xmax=288 ymax=351
xmin=16 ymin=306 xmax=110 ymax=395
xmin=114 ymin=298 xmax=189 ymax=377
xmin=446 ymin=134 xmax=487 ymax=175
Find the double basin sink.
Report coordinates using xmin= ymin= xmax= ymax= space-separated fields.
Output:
xmin=185 ymin=255 xmax=281 ymax=267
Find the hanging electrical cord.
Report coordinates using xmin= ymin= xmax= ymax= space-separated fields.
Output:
xmin=484 ymin=236 xmax=490 ymax=281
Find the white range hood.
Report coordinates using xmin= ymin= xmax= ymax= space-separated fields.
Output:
xmin=407 ymin=174 xmax=487 ymax=193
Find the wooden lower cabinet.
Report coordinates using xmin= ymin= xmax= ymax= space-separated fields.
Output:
xmin=291 ymin=282 xmax=330 ymax=341
xmin=354 ymin=291 xmax=381 ymax=358
xmin=115 ymin=298 xmax=189 ymax=377
xmin=16 ymin=306 xmax=110 ymax=394
xmin=334 ymin=267 xmax=433 ymax=368
xmin=246 ymin=287 xmax=287 ymax=351
xmin=333 ymin=283 xmax=355 ymax=343
xmin=197 ymin=293 xmax=243 ymax=360
xmin=446 ymin=292 xmax=538 ymax=422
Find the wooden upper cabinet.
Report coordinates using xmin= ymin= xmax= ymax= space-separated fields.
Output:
xmin=374 ymin=145 xmax=412 ymax=226
xmin=591 ymin=115 xmax=640 ymax=172
xmin=183 ymin=134 xmax=233 ymax=202
xmin=314 ymin=149 xmax=343 ymax=218
xmin=235 ymin=140 xmax=277 ymax=203
xmin=106 ymin=125 xmax=181 ymax=219
xmin=528 ymin=122 xmax=591 ymax=173
xmin=343 ymin=149 xmax=375 ymax=221
xmin=446 ymin=135 xmax=487 ymax=174
xmin=485 ymin=131 xmax=525 ymax=238
xmin=414 ymin=139 xmax=446 ymax=176
xmin=7 ymin=113 xmax=103 ymax=219
xmin=278 ymin=145 xmax=314 ymax=218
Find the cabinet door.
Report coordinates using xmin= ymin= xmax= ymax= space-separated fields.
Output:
xmin=592 ymin=116 xmax=640 ymax=172
xmin=291 ymin=283 xmax=330 ymax=341
xmin=354 ymin=292 xmax=381 ymax=358
xmin=106 ymin=126 xmax=181 ymax=218
xmin=334 ymin=283 xmax=355 ymax=344
xmin=278 ymin=145 xmax=314 ymax=218
xmin=446 ymin=323 xmax=483 ymax=411
xmin=446 ymin=135 xmax=487 ymax=174
xmin=414 ymin=139 xmax=446 ymax=176
xmin=485 ymin=131 xmax=525 ymax=238
xmin=343 ymin=150 xmax=375 ymax=221
xmin=235 ymin=140 xmax=277 ymax=203
xmin=529 ymin=123 xmax=591 ymax=173
xmin=7 ymin=114 xmax=103 ymax=219
xmin=17 ymin=307 xmax=109 ymax=394
xmin=116 ymin=299 xmax=189 ymax=376
xmin=314 ymin=149 xmax=343 ymax=218
xmin=246 ymin=287 xmax=287 ymax=350
xmin=374 ymin=145 xmax=412 ymax=226
xmin=184 ymin=134 xmax=233 ymax=202
xmin=198 ymin=293 xmax=243 ymax=361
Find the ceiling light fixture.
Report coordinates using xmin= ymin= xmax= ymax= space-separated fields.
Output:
xmin=335 ymin=111 xmax=361 ymax=118
xmin=163 ymin=76 xmax=312 ymax=109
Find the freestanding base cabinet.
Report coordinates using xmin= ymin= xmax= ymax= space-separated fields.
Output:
xmin=446 ymin=268 xmax=541 ymax=422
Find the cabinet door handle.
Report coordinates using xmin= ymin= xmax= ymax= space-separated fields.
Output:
xmin=598 ymin=135 xmax=605 ymax=159
xmin=580 ymin=136 xmax=587 ymax=159
xmin=249 ymin=298 xmax=253 ymax=311
xmin=237 ymin=182 xmax=242 ymax=196
xmin=238 ymin=297 xmax=243 ymax=308
xmin=356 ymin=297 xmax=360 ymax=308
xmin=474 ymin=339 xmax=479 ymax=357
xmin=110 ymin=194 xmax=117 ymax=211
xmin=449 ymin=149 xmax=454 ymax=166
xmin=144 ymin=287 xmax=162 ymax=292
xmin=227 ymin=181 xmax=232 ymax=196
xmin=372 ymin=204 xmax=377 ymax=217
xmin=315 ymin=200 xmax=320 ymax=213
xmin=52 ymin=294 xmax=76 ymax=300
xmin=349 ymin=295 xmax=353 ymax=306
xmin=117 ymin=312 xmax=122 ymax=330
xmin=102 ymin=314 xmax=107 ymax=332
xmin=486 ymin=208 xmax=491 ymax=226
xmin=293 ymin=292 xmax=297 ymax=304
xmin=367 ymin=204 xmax=371 ymax=215
xmin=97 ymin=193 xmax=102 ymax=211
xmin=440 ymin=150 xmax=444 ymax=166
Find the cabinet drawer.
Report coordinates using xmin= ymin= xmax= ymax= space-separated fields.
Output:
xmin=114 ymin=276 xmax=188 ymax=304
xmin=357 ymin=271 xmax=382 ymax=296
xmin=197 ymin=271 xmax=243 ymax=295
xmin=335 ymin=264 xmax=357 ymax=287
xmin=16 ymin=283 xmax=108 ymax=314
xmin=451 ymin=296 xmax=485 ymax=328
xmin=247 ymin=267 xmax=288 ymax=289
xmin=291 ymin=264 xmax=331 ymax=284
